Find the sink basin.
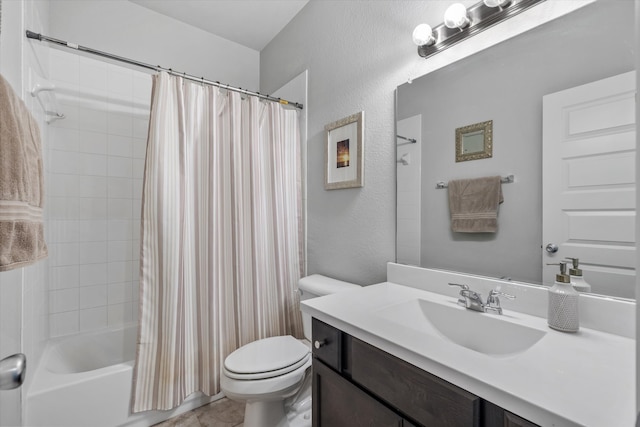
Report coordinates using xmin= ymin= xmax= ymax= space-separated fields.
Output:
xmin=375 ymin=298 xmax=546 ymax=356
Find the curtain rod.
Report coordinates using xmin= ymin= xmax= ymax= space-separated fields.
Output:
xmin=25 ymin=30 xmax=304 ymax=110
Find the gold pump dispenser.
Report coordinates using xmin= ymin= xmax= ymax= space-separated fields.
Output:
xmin=564 ymin=257 xmax=592 ymax=293
xmin=553 ymin=261 xmax=571 ymax=283
xmin=566 ymin=257 xmax=582 ymax=277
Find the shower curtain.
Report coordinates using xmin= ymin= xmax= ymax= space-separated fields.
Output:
xmin=132 ymin=72 xmax=304 ymax=412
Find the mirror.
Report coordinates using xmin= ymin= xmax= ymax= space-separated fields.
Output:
xmin=456 ymin=120 xmax=492 ymax=162
xmin=396 ymin=1 xmax=636 ymax=300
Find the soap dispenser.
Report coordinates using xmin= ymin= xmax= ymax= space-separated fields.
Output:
xmin=547 ymin=261 xmax=579 ymax=332
xmin=565 ymin=257 xmax=592 ymax=293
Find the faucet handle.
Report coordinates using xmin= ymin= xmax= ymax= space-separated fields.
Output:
xmin=485 ymin=289 xmax=515 ymax=315
xmin=488 ymin=289 xmax=515 ymax=300
xmin=449 ymin=283 xmax=470 ymax=307
xmin=448 ymin=283 xmax=469 ymax=291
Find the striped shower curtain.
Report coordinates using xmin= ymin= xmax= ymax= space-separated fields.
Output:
xmin=131 ymin=72 xmax=304 ymax=412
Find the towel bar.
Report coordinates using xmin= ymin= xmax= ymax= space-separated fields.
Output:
xmin=396 ymin=135 xmax=417 ymax=144
xmin=436 ymin=174 xmax=514 ymax=189
xmin=29 ymin=72 xmax=65 ymax=124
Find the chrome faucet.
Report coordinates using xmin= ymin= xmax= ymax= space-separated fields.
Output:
xmin=484 ymin=289 xmax=516 ymax=315
xmin=448 ymin=283 xmax=515 ymax=315
xmin=448 ymin=283 xmax=484 ymax=312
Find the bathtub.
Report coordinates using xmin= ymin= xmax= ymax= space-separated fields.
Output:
xmin=26 ymin=324 xmax=222 ymax=427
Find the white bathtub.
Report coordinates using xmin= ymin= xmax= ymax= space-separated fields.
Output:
xmin=26 ymin=324 xmax=222 ymax=427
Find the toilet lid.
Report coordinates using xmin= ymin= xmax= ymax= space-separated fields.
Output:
xmin=224 ymin=335 xmax=310 ymax=378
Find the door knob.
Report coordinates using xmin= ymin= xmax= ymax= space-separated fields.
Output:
xmin=0 ymin=353 xmax=26 ymax=390
xmin=545 ymin=243 xmax=559 ymax=254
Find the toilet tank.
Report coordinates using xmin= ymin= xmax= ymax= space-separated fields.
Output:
xmin=298 ymin=274 xmax=361 ymax=340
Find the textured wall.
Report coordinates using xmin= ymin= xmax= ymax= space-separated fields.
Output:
xmin=260 ymin=1 xmax=470 ymax=285
xmin=260 ymin=0 xmax=589 ymax=285
xmin=261 ymin=1 xmax=631 ymax=286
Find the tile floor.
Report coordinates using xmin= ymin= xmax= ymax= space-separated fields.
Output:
xmin=153 ymin=398 xmax=245 ymax=427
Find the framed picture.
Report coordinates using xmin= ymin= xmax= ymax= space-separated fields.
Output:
xmin=324 ymin=111 xmax=364 ymax=190
xmin=455 ymin=120 xmax=493 ymax=162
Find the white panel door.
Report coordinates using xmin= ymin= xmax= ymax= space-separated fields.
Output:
xmin=0 ymin=2 xmax=26 ymax=424
xmin=542 ymin=71 xmax=636 ymax=298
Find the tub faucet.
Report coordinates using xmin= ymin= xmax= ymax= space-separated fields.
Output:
xmin=448 ymin=283 xmax=515 ymax=315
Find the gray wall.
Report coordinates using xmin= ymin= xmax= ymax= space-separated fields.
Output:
xmin=48 ymin=0 xmax=259 ymax=90
xmin=397 ymin=1 xmax=636 ymax=284
xmin=260 ymin=1 xmax=473 ymax=285
xmin=261 ymin=0 xmax=635 ymax=285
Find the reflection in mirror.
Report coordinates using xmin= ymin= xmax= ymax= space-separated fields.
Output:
xmin=461 ymin=131 xmax=484 ymax=153
xmin=396 ymin=1 xmax=636 ymax=300
xmin=456 ymin=120 xmax=492 ymax=162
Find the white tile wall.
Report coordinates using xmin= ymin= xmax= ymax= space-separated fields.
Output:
xmin=47 ymin=50 xmax=150 ymax=337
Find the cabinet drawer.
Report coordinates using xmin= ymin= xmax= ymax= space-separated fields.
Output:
xmin=350 ymin=338 xmax=481 ymax=427
xmin=312 ymin=359 xmax=403 ymax=427
xmin=312 ymin=318 xmax=342 ymax=371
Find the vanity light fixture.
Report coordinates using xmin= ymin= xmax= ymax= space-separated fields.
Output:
xmin=414 ymin=0 xmax=545 ymax=59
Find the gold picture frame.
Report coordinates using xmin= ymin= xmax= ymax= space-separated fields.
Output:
xmin=455 ymin=120 xmax=493 ymax=162
xmin=324 ymin=111 xmax=364 ymax=190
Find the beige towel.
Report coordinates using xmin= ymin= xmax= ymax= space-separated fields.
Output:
xmin=448 ymin=176 xmax=504 ymax=233
xmin=0 ymin=74 xmax=47 ymax=271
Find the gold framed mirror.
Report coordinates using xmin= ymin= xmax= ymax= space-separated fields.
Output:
xmin=455 ymin=120 xmax=493 ymax=162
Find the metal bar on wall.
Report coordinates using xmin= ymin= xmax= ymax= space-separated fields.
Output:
xmin=25 ymin=30 xmax=304 ymax=110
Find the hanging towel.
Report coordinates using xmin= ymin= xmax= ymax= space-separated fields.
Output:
xmin=448 ymin=176 xmax=503 ymax=233
xmin=0 ymin=74 xmax=47 ymax=271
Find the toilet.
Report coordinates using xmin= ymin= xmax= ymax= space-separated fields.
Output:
xmin=220 ymin=274 xmax=360 ymax=427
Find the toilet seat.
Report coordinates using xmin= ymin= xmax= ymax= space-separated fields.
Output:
xmin=224 ymin=335 xmax=310 ymax=380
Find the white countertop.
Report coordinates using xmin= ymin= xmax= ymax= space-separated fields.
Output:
xmin=302 ymin=281 xmax=635 ymax=427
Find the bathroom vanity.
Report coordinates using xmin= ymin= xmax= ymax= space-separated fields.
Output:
xmin=312 ymin=318 xmax=537 ymax=427
xmin=302 ymin=263 xmax=635 ymax=427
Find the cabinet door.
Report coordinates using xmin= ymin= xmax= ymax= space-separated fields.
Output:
xmin=482 ymin=401 xmax=541 ymax=427
xmin=312 ymin=359 xmax=403 ymax=427
xmin=504 ymin=412 xmax=539 ymax=427
xmin=350 ymin=338 xmax=480 ymax=427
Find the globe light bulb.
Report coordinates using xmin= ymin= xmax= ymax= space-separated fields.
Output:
xmin=444 ymin=3 xmax=470 ymax=29
xmin=412 ymin=24 xmax=435 ymax=47
xmin=484 ymin=0 xmax=512 ymax=7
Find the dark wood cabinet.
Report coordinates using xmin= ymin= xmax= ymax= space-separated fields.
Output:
xmin=351 ymin=338 xmax=480 ymax=427
xmin=311 ymin=318 xmax=540 ymax=427
xmin=351 ymin=337 xmax=480 ymax=427
xmin=504 ymin=412 xmax=539 ymax=427
xmin=312 ymin=359 xmax=403 ymax=427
